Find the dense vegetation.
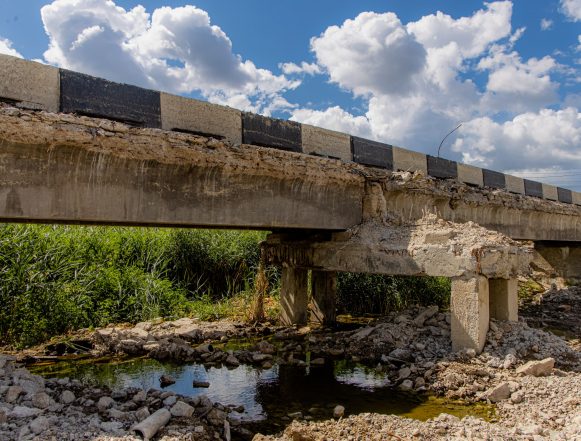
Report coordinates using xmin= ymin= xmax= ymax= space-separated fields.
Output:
xmin=0 ymin=224 xmax=450 ymax=348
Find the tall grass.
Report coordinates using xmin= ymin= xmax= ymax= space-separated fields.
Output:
xmin=0 ymin=224 xmax=265 ymax=348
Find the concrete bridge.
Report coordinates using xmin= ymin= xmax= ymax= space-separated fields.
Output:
xmin=1 ymin=54 xmax=580 ymax=353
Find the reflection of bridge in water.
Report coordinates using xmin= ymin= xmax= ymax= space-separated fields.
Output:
xmin=2 ymin=53 xmax=581 ymax=353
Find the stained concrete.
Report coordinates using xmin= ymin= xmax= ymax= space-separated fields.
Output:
xmin=302 ymin=125 xmax=351 ymax=162
xmin=0 ymin=107 xmax=362 ymax=230
xmin=160 ymin=93 xmax=242 ymax=145
xmin=0 ymin=54 xmax=59 ymax=112
xmin=393 ymin=147 xmax=427 ymax=174
xmin=382 ymin=177 xmax=581 ymax=242
xmin=264 ymin=219 xmax=531 ymax=280
xmin=457 ymin=163 xmax=484 ymax=187
xmin=542 ymin=184 xmax=559 ymax=201
xmin=489 ymin=279 xmax=518 ymax=321
xmin=505 ymin=175 xmax=525 ymax=195
xmin=451 ymin=276 xmax=489 ymax=353
xmin=280 ymin=267 xmax=309 ymax=326
xmin=310 ymin=271 xmax=337 ymax=325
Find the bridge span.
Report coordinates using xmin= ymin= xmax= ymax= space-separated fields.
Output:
xmin=1 ymin=54 xmax=580 ymax=352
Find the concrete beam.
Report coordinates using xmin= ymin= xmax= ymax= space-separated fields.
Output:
xmin=382 ymin=180 xmax=581 ymax=242
xmin=310 ymin=271 xmax=337 ymax=325
xmin=0 ymin=108 xmax=363 ymax=230
xmin=451 ymin=276 xmax=490 ymax=353
xmin=393 ymin=146 xmax=427 ymax=175
xmin=264 ymin=221 xmax=531 ymax=280
xmin=489 ymin=279 xmax=518 ymax=321
xmin=280 ymin=266 xmax=309 ymax=326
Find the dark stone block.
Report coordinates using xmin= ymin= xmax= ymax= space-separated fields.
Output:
xmin=351 ymin=136 xmax=393 ymax=169
xmin=557 ymin=187 xmax=573 ymax=204
xmin=524 ymin=179 xmax=543 ymax=198
xmin=482 ymin=169 xmax=506 ymax=189
xmin=242 ymin=113 xmax=301 ymax=152
xmin=427 ymin=156 xmax=458 ymax=179
xmin=59 ymin=70 xmax=161 ymax=128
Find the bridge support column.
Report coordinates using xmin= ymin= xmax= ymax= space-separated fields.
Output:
xmin=489 ymin=278 xmax=518 ymax=321
xmin=310 ymin=271 xmax=337 ymax=326
xmin=451 ymin=275 xmax=489 ymax=353
xmin=280 ymin=266 xmax=309 ymax=326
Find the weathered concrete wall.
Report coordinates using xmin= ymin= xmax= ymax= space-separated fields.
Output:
xmin=0 ymin=107 xmax=363 ymax=230
xmin=380 ymin=176 xmax=581 ymax=242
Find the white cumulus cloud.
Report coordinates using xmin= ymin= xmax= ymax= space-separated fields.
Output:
xmin=291 ymin=0 xmax=580 ymax=177
xmin=540 ymin=18 xmax=553 ymax=30
xmin=279 ymin=61 xmax=322 ymax=76
xmin=561 ymin=0 xmax=581 ymax=21
xmin=40 ymin=0 xmax=298 ymax=112
xmin=293 ymin=1 xmax=516 ymax=152
xmin=452 ymin=108 xmax=581 ymax=172
xmin=310 ymin=12 xmax=427 ymax=96
xmin=0 ymin=37 xmax=23 ymax=58
xmin=291 ymin=106 xmax=373 ymax=139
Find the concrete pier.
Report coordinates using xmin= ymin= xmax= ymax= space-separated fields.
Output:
xmin=280 ymin=266 xmax=309 ymax=326
xmin=451 ymin=276 xmax=490 ymax=353
xmin=489 ymin=279 xmax=518 ymax=322
xmin=310 ymin=271 xmax=337 ymax=325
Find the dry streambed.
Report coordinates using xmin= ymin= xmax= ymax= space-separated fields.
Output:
xmin=1 ymin=288 xmax=580 ymax=440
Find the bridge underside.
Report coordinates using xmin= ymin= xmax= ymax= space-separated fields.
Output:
xmin=1 ymin=105 xmax=580 ymax=353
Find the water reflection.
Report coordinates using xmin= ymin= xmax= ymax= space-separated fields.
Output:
xmin=31 ymin=357 xmax=492 ymax=433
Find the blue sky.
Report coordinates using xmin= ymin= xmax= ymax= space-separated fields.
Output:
xmin=1 ymin=0 xmax=580 ymax=189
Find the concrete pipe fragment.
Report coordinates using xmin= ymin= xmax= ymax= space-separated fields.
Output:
xmin=195 ymin=343 xmax=214 ymax=354
xmin=132 ymin=408 xmax=171 ymax=440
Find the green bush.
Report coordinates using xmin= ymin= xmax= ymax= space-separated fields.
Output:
xmin=337 ymin=273 xmax=451 ymax=315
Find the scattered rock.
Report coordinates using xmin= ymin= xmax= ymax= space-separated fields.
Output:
xmin=413 ymin=306 xmax=438 ymax=326
xmin=5 ymin=385 xmax=23 ymax=403
xmin=29 ymin=416 xmax=50 ymax=434
xmin=516 ymin=358 xmax=555 ymax=377
xmin=193 ymin=380 xmax=210 ymax=388
xmin=159 ymin=374 xmax=176 ymax=387
xmin=398 ymin=380 xmax=414 ymax=391
xmin=31 ymin=391 xmax=51 ymax=409
xmin=97 ymin=396 xmax=115 ymax=411
xmin=398 ymin=367 xmax=411 ymax=380
xmin=333 ymin=405 xmax=345 ymax=419
xmin=225 ymin=354 xmax=240 ymax=366
xmin=170 ymin=401 xmax=194 ymax=418
xmin=486 ymin=382 xmax=511 ymax=403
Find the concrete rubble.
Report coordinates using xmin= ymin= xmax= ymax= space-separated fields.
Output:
xmin=3 ymin=285 xmax=579 ymax=440
xmin=0 ymin=354 xmax=245 ymax=441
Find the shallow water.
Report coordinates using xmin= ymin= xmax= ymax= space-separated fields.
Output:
xmin=30 ymin=357 xmax=493 ymax=433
